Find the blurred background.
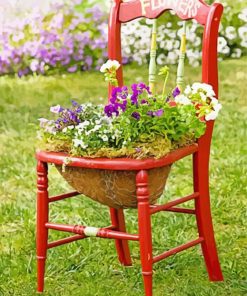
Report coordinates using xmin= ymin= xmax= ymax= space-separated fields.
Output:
xmin=0 ymin=0 xmax=246 ymax=76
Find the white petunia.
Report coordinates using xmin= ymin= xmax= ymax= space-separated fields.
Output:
xmin=73 ymin=139 xmax=88 ymax=149
xmin=205 ymin=111 xmax=218 ymax=121
xmin=101 ymin=135 xmax=108 ymax=142
xmin=50 ymin=105 xmax=62 ymax=114
xmin=175 ymin=95 xmax=192 ymax=105
xmin=184 ymin=85 xmax=192 ymax=95
xmin=100 ymin=60 xmax=121 ymax=73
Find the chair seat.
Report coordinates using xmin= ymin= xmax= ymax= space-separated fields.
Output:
xmin=36 ymin=143 xmax=198 ymax=171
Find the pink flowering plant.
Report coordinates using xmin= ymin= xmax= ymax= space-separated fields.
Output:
xmin=38 ymin=60 xmax=222 ymax=159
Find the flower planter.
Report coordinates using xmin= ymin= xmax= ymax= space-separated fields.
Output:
xmin=56 ymin=165 xmax=171 ymax=208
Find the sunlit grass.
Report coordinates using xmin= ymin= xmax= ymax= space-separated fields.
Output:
xmin=0 ymin=57 xmax=246 ymax=295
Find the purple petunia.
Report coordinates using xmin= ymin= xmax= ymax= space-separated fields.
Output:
xmin=172 ymin=87 xmax=181 ymax=98
xmin=131 ymin=111 xmax=141 ymax=120
xmin=130 ymin=82 xmax=151 ymax=106
xmin=154 ymin=109 xmax=164 ymax=117
xmin=104 ymin=104 xmax=119 ymax=117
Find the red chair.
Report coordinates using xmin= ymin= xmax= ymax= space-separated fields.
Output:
xmin=36 ymin=1 xmax=224 ymax=295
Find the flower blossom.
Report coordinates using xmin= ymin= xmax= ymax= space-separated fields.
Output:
xmin=175 ymin=95 xmax=192 ymax=105
xmin=100 ymin=60 xmax=121 ymax=73
xmin=50 ymin=105 xmax=63 ymax=113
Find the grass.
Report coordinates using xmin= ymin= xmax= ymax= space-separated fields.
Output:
xmin=0 ymin=57 xmax=246 ymax=296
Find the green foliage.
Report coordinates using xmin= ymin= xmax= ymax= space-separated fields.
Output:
xmin=0 ymin=58 xmax=246 ymax=295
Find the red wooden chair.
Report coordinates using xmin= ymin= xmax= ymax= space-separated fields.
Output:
xmin=36 ymin=1 xmax=224 ymax=295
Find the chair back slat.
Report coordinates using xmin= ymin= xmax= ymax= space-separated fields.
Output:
xmin=149 ymin=19 xmax=157 ymax=93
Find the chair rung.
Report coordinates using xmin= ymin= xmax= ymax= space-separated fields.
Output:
xmin=166 ymin=207 xmax=196 ymax=215
xmin=153 ymin=237 xmax=204 ymax=263
xmin=45 ymin=222 xmax=139 ymax=241
xmin=49 ymin=191 xmax=80 ymax=203
xmin=150 ymin=192 xmax=199 ymax=215
xmin=47 ymin=234 xmax=86 ymax=249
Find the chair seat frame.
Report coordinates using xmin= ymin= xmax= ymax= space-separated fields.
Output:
xmin=36 ymin=1 xmax=224 ymax=295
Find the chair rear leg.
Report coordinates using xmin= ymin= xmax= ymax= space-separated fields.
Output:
xmin=193 ymin=152 xmax=223 ymax=281
xmin=36 ymin=161 xmax=49 ymax=292
xmin=136 ymin=170 xmax=153 ymax=296
xmin=110 ymin=208 xmax=132 ymax=266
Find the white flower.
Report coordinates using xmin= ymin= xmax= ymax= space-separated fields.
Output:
xmin=101 ymin=135 xmax=108 ymax=142
xmin=225 ymin=26 xmax=237 ymax=40
xmin=175 ymin=95 xmax=192 ymax=105
xmin=62 ymin=127 xmax=68 ymax=133
xmin=100 ymin=60 xmax=121 ymax=73
xmin=184 ymin=85 xmax=192 ymax=95
xmin=76 ymin=120 xmax=90 ymax=130
xmin=73 ymin=139 xmax=88 ymax=149
xmin=205 ymin=111 xmax=218 ymax=121
xmin=38 ymin=118 xmax=49 ymax=128
xmin=192 ymin=83 xmax=215 ymax=98
xmin=68 ymin=125 xmax=74 ymax=130
xmin=30 ymin=59 xmax=39 ymax=72
xmin=50 ymin=105 xmax=62 ymax=113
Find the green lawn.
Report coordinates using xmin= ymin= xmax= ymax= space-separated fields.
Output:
xmin=0 ymin=58 xmax=246 ymax=296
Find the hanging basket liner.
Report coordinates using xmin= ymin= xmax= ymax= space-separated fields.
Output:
xmin=56 ymin=165 xmax=171 ymax=209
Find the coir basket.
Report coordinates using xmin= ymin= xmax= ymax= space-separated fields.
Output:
xmin=56 ymin=165 xmax=171 ymax=208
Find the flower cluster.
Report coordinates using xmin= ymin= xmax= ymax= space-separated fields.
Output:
xmin=0 ymin=1 xmax=109 ymax=76
xmin=39 ymin=58 xmax=222 ymax=159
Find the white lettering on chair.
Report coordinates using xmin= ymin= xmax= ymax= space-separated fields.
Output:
xmin=140 ymin=0 xmax=202 ymax=17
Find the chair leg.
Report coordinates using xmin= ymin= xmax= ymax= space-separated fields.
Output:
xmin=110 ymin=208 xmax=132 ymax=266
xmin=36 ymin=161 xmax=49 ymax=292
xmin=193 ymin=152 xmax=223 ymax=281
xmin=136 ymin=170 xmax=153 ymax=296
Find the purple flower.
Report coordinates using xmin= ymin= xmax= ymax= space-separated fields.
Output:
xmin=172 ymin=87 xmax=181 ymax=98
xmin=147 ymin=111 xmax=154 ymax=117
xmin=141 ymin=99 xmax=148 ymax=104
xmin=67 ymin=65 xmax=78 ymax=73
xmin=71 ymin=100 xmax=79 ymax=106
xmin=131 ymin=111 xmax=141 ymax=120
xmin=154 ymin=109 xmax=164 ymax=117
xmin=50 ymin=105 xmax=63 ymax=113
xmin=135 ymin=147 xmax=142 ymax=153
xmin=104 ymin=104 xmax=119 ymax=117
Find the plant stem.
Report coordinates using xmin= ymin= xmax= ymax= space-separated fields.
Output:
xmin=162 ymin=72 xmax=169 ymax=99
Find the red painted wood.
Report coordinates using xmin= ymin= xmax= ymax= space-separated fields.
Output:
xmin=48 ymin=191 xmax=79 ymax=203
xmin=165 ymin=207 xmax=196 ymax=215
xmin=45 ymin=222 xmax=139 ymax=241
xmin=108 ymin=0 xmax=123 ymax=98
xmin=36 ymin=161 xmax=49 ymax=293
xmin=193 ymin=2 xmax=224 ymax=282
xmin=150 ymin=192 xmax=199 ymax=214
xmin=136 ymin=170 xmax=153 ymax=296
xmin=153 ymin=237 xmax=204 ymax=263
xmin=47 ymin=234 xmax=86 ymax=249
xmin=110 ymin=208 xmax=132 ymax=266
xmin=119 ymin=0 xmax=210 ymax=25
xmin=36 ymin=144 xmax=198 ymax=171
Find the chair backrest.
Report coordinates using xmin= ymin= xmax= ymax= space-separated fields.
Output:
xmin=108 ymin=0 xmax=223 ymax=152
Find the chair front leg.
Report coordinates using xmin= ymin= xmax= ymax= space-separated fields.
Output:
xmin=109 ymin=208 xmax=132 ymax=266
xmin=193 ymin=152 xmax=223 ymax=281
xmin=36 ymin=161 xmax=49 ymax=292
xmin=136 ymin=170 xmax=153 ymax=296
